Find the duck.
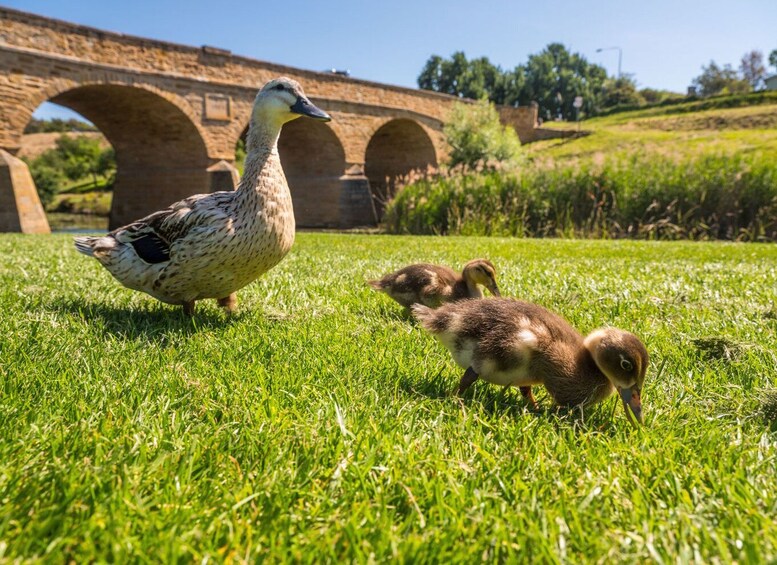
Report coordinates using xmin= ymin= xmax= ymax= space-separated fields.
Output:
xmin=74 ymin=77 xmax=330 ymax=316
xmin=369 ymin=259 xmax=500 ymax=309
xmin=412 ymin=298 xmax=649 ymax=426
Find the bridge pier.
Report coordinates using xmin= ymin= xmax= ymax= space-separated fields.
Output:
xmin=338 ymin=170 xmax=377 ymax=229
xmin=0 ymin=149 xmax=50 ymax=234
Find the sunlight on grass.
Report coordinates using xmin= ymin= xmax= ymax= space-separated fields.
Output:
xmin=1 ymin=233 xmax=776 ymax=561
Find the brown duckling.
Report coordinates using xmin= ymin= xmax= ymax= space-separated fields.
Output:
xmin=412 ymin=298 xmax=649 ymax=426
xmin=369 ymin=259 xmax=500 ymax=309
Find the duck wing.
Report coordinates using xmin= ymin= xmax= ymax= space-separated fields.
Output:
xmin=112 ymin=192 xmax=231 ymax=264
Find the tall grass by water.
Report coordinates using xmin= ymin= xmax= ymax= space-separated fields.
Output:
xmin=384 ymin=154 xmax=777 ymax=240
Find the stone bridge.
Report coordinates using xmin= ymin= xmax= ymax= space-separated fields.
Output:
xmin=0 ymin=7 xmax=544 ymax=233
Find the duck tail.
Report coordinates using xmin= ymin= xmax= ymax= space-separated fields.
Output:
xmin=74 ymin=236 xmax=99 ymax=257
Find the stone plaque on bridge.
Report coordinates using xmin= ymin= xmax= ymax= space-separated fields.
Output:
xmin=204 ymin=94 xmax=231 ymax=121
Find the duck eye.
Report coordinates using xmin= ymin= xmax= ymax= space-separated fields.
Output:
xmin=620 ymin=358 xmax=633 ymax=372
xmin=274 ymin=84 xmax=285 ymax=91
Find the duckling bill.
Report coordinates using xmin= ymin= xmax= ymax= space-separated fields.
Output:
xmin=369 ymin=259 xmax=500 ymax=309
xmin=412 ymin=298 xmax=649 ymax=426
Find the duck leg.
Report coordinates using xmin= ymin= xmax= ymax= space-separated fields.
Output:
xmin=217 ymin=293 xmax=238 ymax=313
xmin=457 ymin=367 xmax=479 ymax=396
xmin=520 ymin=386 xmax=540 ymax=411
xmin=182 ymin=300 xmax=196 ymax=317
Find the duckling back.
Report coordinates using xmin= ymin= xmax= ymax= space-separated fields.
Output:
xmin=369 ymin=263 xmax=460 ymax=308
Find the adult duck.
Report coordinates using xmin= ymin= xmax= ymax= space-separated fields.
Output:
xmin=75 ymin=77 xmax=330 ymax=315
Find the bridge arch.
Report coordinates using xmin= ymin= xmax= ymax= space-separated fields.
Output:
xmin=364 ymin=119 xmax=437 ymax=218
xmin=26 ymin=82 xmax=211 ymax=229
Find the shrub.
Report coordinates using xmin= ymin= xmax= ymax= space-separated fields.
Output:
xmin=383 ymin=153 xmax=777 ymax=241
xmin=444 ymin=99 xmax=523 ymax=171
xmin=27 ymin=162 xmax=64 ymax=207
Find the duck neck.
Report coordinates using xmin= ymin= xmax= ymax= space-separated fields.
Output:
xmin=236 ymin=117 xmax=284 ymax=197
xmin=571 ymin=350 xmax=614 ymax=406
xmin=463 ymin=277 xmax=483 ymax=299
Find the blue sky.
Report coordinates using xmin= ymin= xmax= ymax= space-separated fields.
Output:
xmin=8 ymin=0 xmax=777 ymax=121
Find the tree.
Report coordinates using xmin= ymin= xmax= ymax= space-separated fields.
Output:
xmin=691 ymin=61 xmax=750 ymax=97
xmin=639 ymin=88 xmax=683 ymax=104
xmin=769 ymin=49 xmax=777 ymax=70
xmin=518 ymin=43 xmax=608 ymax=119
xmin=27 ymin=162 xmax=64 ymax=206
xmin=443 ymin=99 xmax=523 ymax=171
xmin=418 ymin=51 xmax=505 ymax=101
xmin=417 ymin=44 xmax=609 ymax=119
xmin=739 ymin=50 xmax=766 ymax=90
xmin=599 ymin=76 xmax=644 ymax=109
xmin=23 ymin=134 xmax=116 ymax=205
xmin=24 ymin=117 xmax=97 ymax=134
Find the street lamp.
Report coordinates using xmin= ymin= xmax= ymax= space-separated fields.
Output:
xmin=596 ymin=46 xmax=622 ymax=79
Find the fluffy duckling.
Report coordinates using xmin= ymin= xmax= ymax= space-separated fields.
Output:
xmin=369 ymin=259 xmax=500 ymax=309
xmin=74 ymin=77 xmax=331 ymax=316
xmin=412 ymin=298 xmax=649 ymax=426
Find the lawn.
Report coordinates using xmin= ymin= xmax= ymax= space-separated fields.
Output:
xmin=529 ymin=101 xmax=777 ymax=163
xmin=1 ymin=233 xmax=776 ymax=562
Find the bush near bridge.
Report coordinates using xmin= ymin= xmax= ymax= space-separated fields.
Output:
xmin=385 ymin=96 xmax=777 ymax=240
xmin=384 ymin=154 xmax=777 ymax=240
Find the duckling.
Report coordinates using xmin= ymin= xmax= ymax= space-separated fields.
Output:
xmin=369 ymin=259 xmax=500 ymax=309
xmin=412 ymin=298 xmax=648 ymax=426
xmin=74 ymin=77 xmax=331 ymax=316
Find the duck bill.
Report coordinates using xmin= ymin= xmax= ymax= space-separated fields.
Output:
xmin=618 ymin=386 xmax=643 ymax=426
xmin=489 ymin=284 xmax=501 ymax=297
xmin=290 ymin=97 xmax=331 ymax=121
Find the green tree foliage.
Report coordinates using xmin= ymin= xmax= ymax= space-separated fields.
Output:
xmin=443 ymin=99 xmax=523 ymax=171
xmin=24 ymin=117 xmax=98 ymax=134
xmin=24 ymin=135 xmax=116 ymax=206
xmin=418 ymin=52 xmax=510 ymax=101
xmin=639 ymin=88 xmax=684 ymax=105
xmin=520 ymin=43 xmax=607 ymax=120
xmin=599 ymin=76 xmax=644 ymax=109
xmin=770 ymin=49 xmax=777 ymax=70
xmin=418 ymin=44 xmax=608 ymax=119
xmin=692 ymin=61 xmax=751 ymax=97
xmin=739 ymin=50 xmax=766 ymax=90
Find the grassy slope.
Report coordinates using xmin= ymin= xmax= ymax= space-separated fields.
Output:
xmin=528 ymin=102 xmax=777 ymax=163
xmin=1 ymin=233 xmax=776 ymax=561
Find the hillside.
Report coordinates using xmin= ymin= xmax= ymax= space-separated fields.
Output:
xmin=527 ymin=97 xmax=777 ymax=163
xmin=18 ymin=131 xmax=109 ymax=159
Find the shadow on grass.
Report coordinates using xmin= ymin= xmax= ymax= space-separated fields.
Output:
xmin=45 ymin=297 xmax=243 ymax=341
xmin=399 ymin=372 xmax=629 ymax=432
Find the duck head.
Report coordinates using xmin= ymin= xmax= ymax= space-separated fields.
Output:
xmin=462 ymin=259 xmax=501 ymax=297
xmin=253 ymin=77 xmax=331 ymax=128
xmin=583 ymin=328 xmax=649 ymax=427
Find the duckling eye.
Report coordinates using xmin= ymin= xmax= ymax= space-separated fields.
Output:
xmin=620 ymin=358 xmax=634 ymax=372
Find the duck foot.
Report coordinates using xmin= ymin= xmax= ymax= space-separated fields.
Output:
xmin=217 ymin=293 xmax=238 ymax=313
xmin=457 ymin=367 xmax=479 ymax=396
xmin=520 ymin=386 xmax=540 ymax=411
xmin=182 ymin=301 xmax=196 ymax=316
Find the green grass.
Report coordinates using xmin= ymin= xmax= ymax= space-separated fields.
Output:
xmin=1 ymin=233 xmax=777 ymax=562
xmin=530 ymin=101 xmax=777 ymax=163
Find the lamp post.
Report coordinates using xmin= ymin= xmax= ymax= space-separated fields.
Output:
xmin=596 ymin=46 xmax=622 ymax=79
